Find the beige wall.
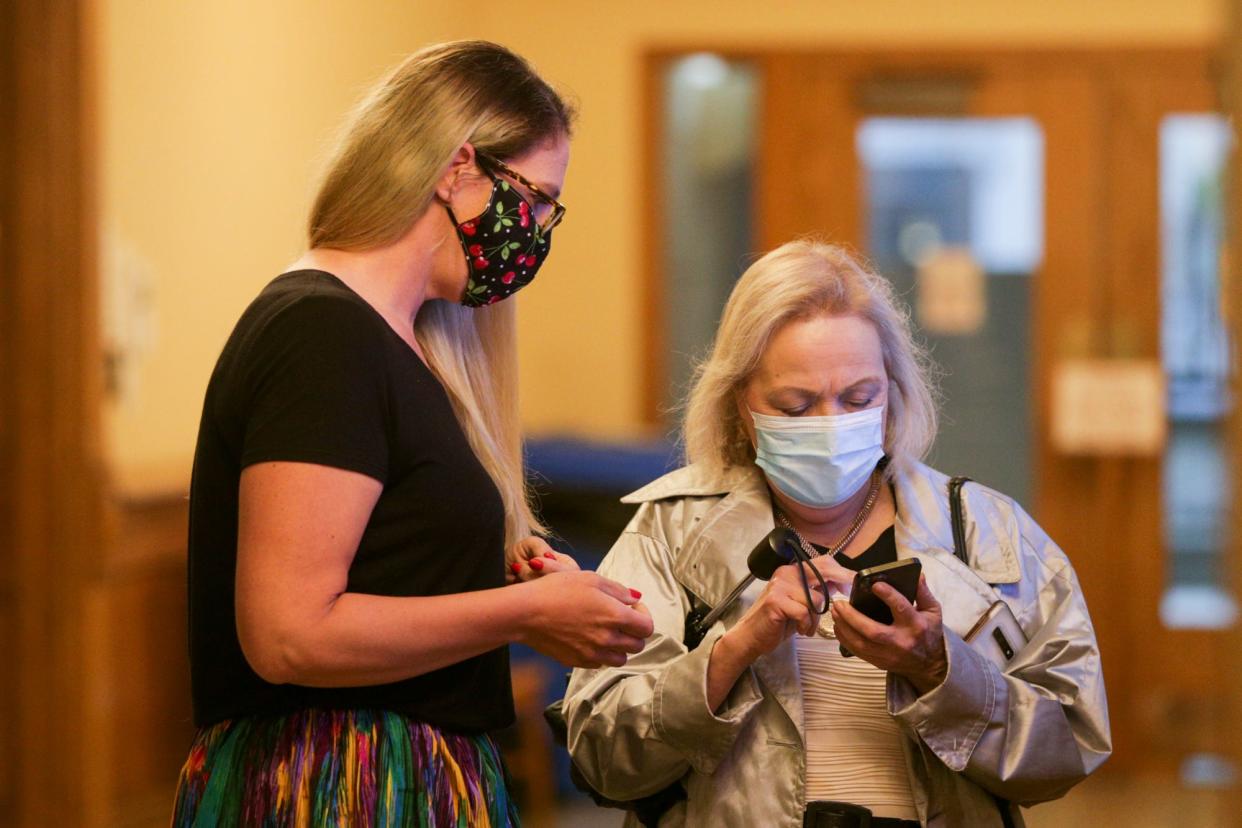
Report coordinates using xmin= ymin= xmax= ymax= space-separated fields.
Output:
xmin=100 ymin=0 xmax=1224 ymax=492
xmin=99 ymin=0 xmax=465 ymax=491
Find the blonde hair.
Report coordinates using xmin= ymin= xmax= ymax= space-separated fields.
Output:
xmin=684 ymin=240 xmax=938 ymax=480
xmin=309 ymin=41 xmax=574 ymax=544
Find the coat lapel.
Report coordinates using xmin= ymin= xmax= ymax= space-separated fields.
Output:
xmin=669 ymin=468 xmax=807 ymax=743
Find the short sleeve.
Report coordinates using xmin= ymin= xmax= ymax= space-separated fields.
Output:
xmin=239 ymin=295 xmax=390 ymax=482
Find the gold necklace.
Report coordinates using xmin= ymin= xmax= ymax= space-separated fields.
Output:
xmin=776 ymin=471 xmax=883 ymax=560
xmin=776 ymin=471 xmax=884 ymax=641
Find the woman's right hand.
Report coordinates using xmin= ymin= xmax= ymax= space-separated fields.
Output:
xmin=723 ymin=555 xmax=855 ymax=662
xmin=518 ymin=571 xmax=655 ymax=668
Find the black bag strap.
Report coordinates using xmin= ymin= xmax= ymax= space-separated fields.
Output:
xmin=948 ymin=474 xmax=1017 ymax=828
xmin=682 ymin=602 xmax=711 ymax=651
xmin=948 ymin=475 xmax=971 ymax=565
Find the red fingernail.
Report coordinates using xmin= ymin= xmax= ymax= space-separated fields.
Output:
xmin=630 ymin=589 xmax=642 ymax=600
xmin=529 ymin=558 xmax=544 ymax=571
xmin=544 ymin=552 xmax=556 ymax=559
xmin=510 ymin=562 xmax=522 ymax=574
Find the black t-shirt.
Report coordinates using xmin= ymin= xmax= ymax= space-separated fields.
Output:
xmin=186 ymin=269 xmax=513 ymax=733
xmin=815 ymin=525 xmax=898 ymax=572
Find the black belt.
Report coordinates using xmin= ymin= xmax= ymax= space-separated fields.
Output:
xmin=803 ymin=801 xmax=920 ymax=828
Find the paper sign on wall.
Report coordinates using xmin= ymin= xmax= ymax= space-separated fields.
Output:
xmin=916 ymin=246 xmax=986 ymax=335
xmin=1050 ymin=359 xmax=1166 ymax=455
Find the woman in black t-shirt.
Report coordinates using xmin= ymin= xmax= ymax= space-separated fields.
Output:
xmin=171 ymin=41 xmax=653 ymax=827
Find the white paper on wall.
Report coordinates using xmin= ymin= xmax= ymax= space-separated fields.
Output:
xmin=1050 ymin=359 xmax=1167 ymax=455
xmin=916 ymin=245 xmax=986 ymax=335
xmin=101 ymin=228 xmax=158 ymax=405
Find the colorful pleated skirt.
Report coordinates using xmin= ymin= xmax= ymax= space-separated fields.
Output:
xmin=171 ymin=708 xmax=520 ymax=827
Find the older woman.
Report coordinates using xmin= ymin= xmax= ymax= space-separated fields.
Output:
xmin=564 ymin=241 xmax=1110 ymax=827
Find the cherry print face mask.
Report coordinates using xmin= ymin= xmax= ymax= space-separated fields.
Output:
xmin=446 ymin=175 xmax=552 ymax=308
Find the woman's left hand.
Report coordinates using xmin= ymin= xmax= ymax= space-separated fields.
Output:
xmin=830 ymin=574 xmax=948 ymax=694
xmin=506 ymin=536 xmax=580 ymax=584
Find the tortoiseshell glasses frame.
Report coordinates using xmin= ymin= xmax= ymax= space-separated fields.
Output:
xmin=476 ymin=150 xmax=566 ymax=234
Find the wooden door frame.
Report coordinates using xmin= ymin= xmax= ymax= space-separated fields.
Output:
xmin=1101 ymin=64 xmax=1225 ymax=770
xmin=0 ymin=0 xmax=104 ymax=824
xmin=1227 ymin=0 xmax=1242 ymax=811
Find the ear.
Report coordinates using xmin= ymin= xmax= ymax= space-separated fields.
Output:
xmin=433 ymin=142 xmax=479 ymax=204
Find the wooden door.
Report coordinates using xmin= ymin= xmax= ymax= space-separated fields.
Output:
xmin=1098 ymin=57 xmax=1227 ymax=772
xmin=1 ymin=2 xmax=197 ymax=825
xmin=1227 ymin=0 xmax=1242 ymax=813
xmin=756 ymin=47 xmax=1222 ymax=774
xmin=1 ymin=0 xmax=102 ymax=824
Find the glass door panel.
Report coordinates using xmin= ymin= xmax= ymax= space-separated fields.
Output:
xmin=858 ymin=118 xmax=1044 ymax=506
xmin=1159 ymin=113 xmax=1236 ymax=630
xmin=660 ymin=54 xmax=759 ymax=420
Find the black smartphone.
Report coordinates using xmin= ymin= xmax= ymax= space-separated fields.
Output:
xmin=837 ymin=558 xmax=923 ymax=658
xmin=848 ymin=558 xmax=922 ymax=625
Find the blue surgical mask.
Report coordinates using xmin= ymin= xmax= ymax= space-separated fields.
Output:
xmin=751 ymin=406 xmax=886 ymax=509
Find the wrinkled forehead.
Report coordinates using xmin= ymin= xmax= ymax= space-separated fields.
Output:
xmin=750 ymin=313 xmax=886 ymax=391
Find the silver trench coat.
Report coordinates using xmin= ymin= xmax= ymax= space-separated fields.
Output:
xmin=563 ymin=461 xmax=1111 ymax=827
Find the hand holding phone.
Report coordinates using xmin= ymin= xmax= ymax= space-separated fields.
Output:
xmin=839 ymin=558 xmax=922 ymax=657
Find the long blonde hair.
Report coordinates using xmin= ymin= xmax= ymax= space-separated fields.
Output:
xmin=308 ymin=41 xmax=574 ymax=544
xmin=684 ymin=240 xmax=939 ymax=480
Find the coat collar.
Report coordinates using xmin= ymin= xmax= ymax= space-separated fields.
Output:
xmin=623 ymin=459 xmax=1022 ymax=590
xmin=620 ymin=462 xmax=756 ymax=505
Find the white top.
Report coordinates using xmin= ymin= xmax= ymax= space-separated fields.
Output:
xmin=795 ymin=632 xmax=920 ymax=820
